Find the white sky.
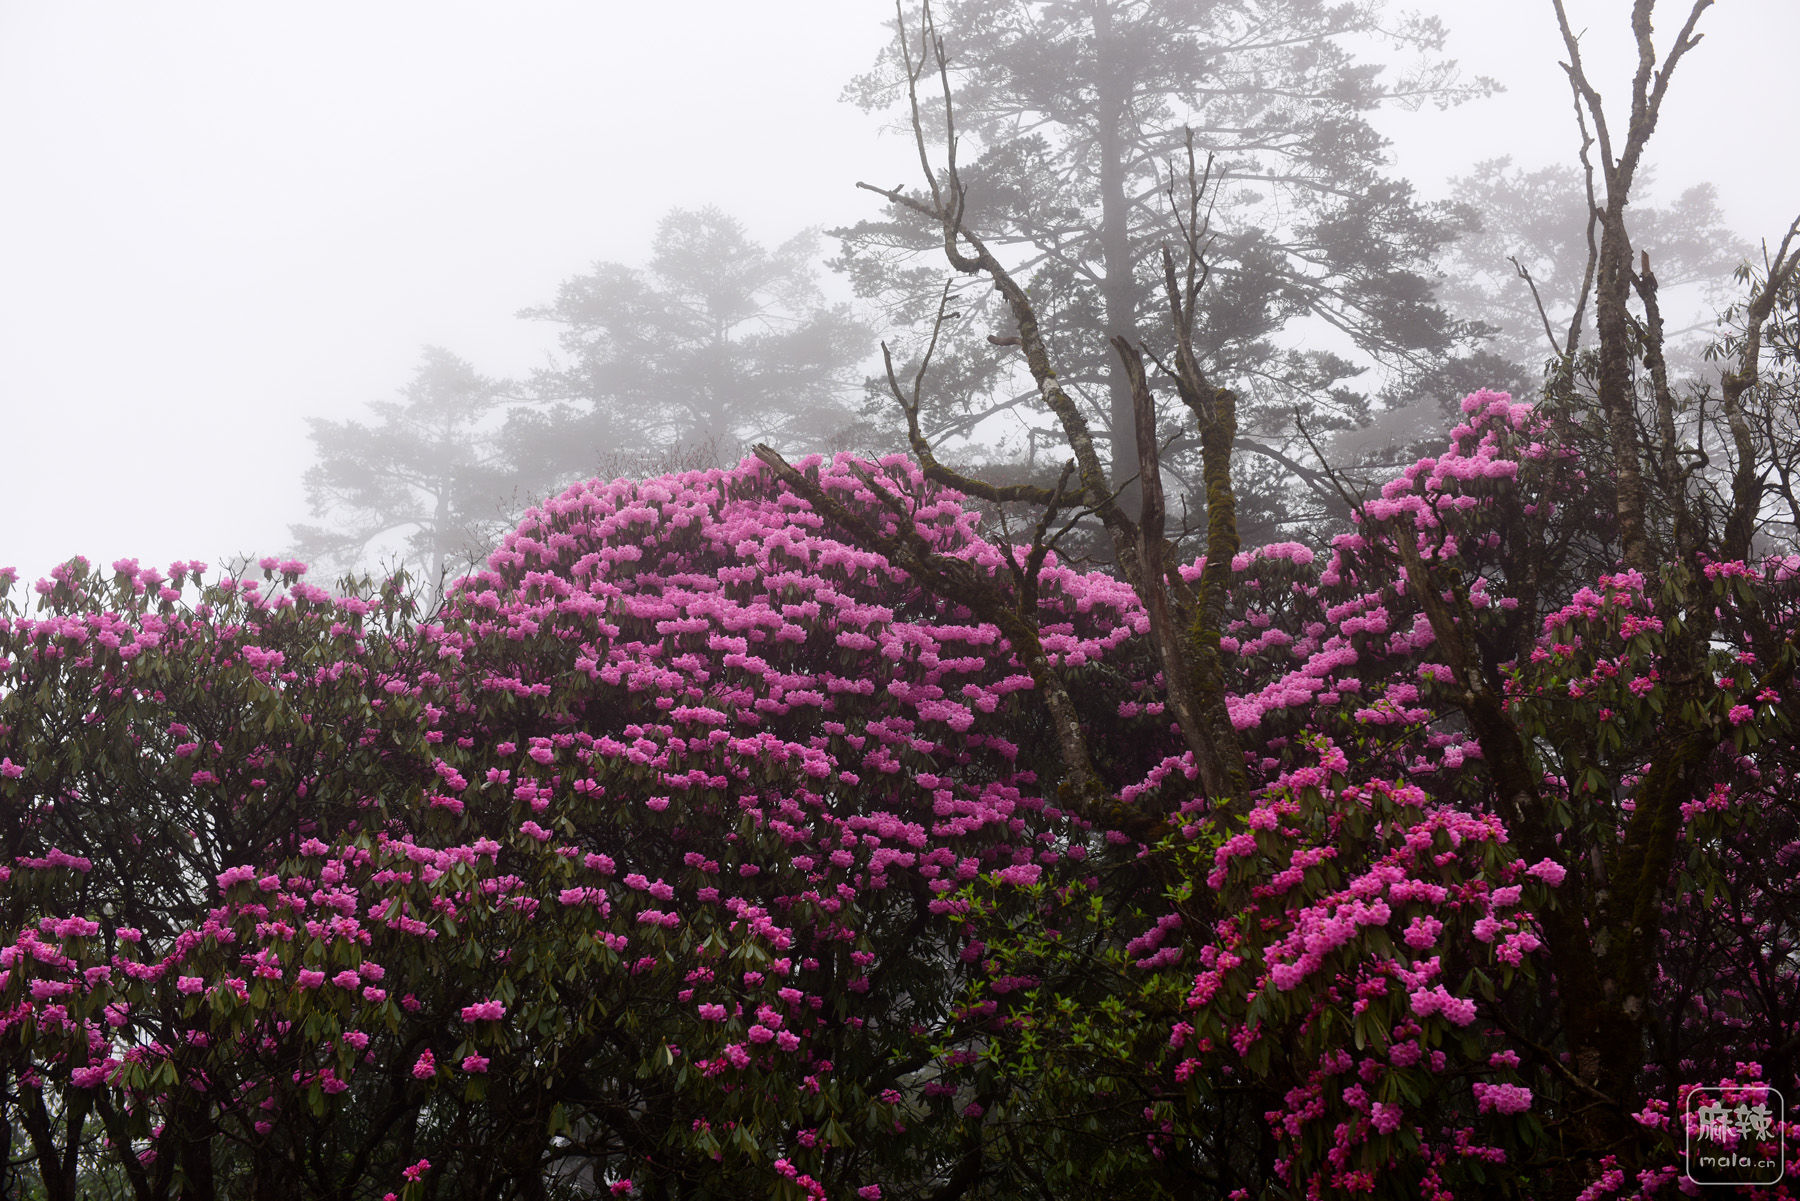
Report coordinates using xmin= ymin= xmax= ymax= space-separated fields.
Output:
xmin=1 ymin=1 xmax=1795 ymax=585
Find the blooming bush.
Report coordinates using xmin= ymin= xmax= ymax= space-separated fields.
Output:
xmin=4 ymin=394 xmax=1800 ymax=1197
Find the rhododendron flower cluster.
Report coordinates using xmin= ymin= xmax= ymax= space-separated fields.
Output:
xmin=4 ymin=391 xmax=1800 ymax=1197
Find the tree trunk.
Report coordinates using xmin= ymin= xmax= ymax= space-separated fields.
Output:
xmin=1091 ymin=0 xmax=1142 ymax=520
xmin=1592 ymin=206 xmax=1652 ymax=573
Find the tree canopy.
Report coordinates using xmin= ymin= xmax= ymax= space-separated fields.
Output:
xmin=1435 ymin=158 xmax=1748 ymax=372
xmin=292 ymin=210 xmax=872 ymax=583
xmin=290 ymin=347 xmax=516 ymax=588
xmin=508 ymin=206 xmax=872 ymax=479
xmin=836 ymin=0 xmax=1494 ymax=536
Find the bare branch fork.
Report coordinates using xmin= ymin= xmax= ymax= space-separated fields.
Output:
xmin=855 ymin=1 xmax=1145 ymax=590
xmin=1551 ymin=0 xmax=1712 ymax=572
xmin=765 ymin=0 xmax=1255 ymax=816
xmin=1718 ymin=213 xmax=1800 ymax=562
xmin=1113 ymin=129 xmax=1248 ymax=806
xmin=879 ymin=282 xmax=1063 ymax=508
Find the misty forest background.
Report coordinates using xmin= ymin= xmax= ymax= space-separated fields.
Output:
xmin=280 ymin=2 xmax=1757 ymax=595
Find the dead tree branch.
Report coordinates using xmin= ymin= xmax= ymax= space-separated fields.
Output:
xmin=1720 ymin=214 xmax=1800 ymax=562
xmin=1551 ymin=0 xmax=1712 ymax=572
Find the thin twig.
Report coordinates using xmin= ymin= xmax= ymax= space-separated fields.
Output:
xmin=1510 ymin=255 xmax=1567 ymax=359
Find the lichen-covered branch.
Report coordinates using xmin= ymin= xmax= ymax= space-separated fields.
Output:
xmin=857 ymin=1 xmax=1145 ymax=591
xmin=1552 ymin=0 xmax=1711 ymax=573
xmin=1720 ymin=214 xmax=1800 ymax=562
xmin=750 ymin=444 xmax=1106 ymax=813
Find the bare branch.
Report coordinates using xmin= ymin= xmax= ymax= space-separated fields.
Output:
xmin=880 ymin=286 xmax=1062 ymax=508
xmin=1550 ymin=0 xmax=1715 ymax=573
xmin=1720 ymin=213 xmax=1800 ymax=561
xmin=752 ymin=444 xmax=1106 ymax=811
xmin=860 ymin=14 xmax=1146 ymax=589
xmin=1510 ymin=255 xmax=1568 ymax=359
xmin=1112 ymin=335 xmax=1216 ymax=786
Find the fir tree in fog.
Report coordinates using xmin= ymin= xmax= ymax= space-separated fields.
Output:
xmin=836 ymin=0 xmax=1498 ymax=542
xmin=291 ymin=209 xmax=873 ymax=576
xmin=505 ymin=206 xmax=872 ymax=484
xmin=1436 ymin=157 xmax=1749 ymax=371
xmin=290 ymin=347 xmax=515 ymax=587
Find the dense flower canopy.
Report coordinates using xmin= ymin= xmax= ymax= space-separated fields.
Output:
xmin=4 ymin=393 xmax=1800 ymax=1199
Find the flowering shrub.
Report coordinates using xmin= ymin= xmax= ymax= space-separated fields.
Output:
xmin=0 ymin=460 xmax=1162 ymax=1197
xmin=4 ymin=395 xmax=1800 ymax=1198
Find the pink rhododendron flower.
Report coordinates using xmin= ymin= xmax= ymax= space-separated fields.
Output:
xmin=1525 ymin=858 xmax=1567 ymax=887
xmin=70 ymin=1064 xmax=113 ymax=1088
xmin=996 ymin=863 xmax=1041 ymax=886
xmin=1472 ymin=1082 xmax=1533 ymax=1115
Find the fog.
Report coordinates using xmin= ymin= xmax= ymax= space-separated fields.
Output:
xmin=1 ymin=0 xmax=1794 ymax=585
